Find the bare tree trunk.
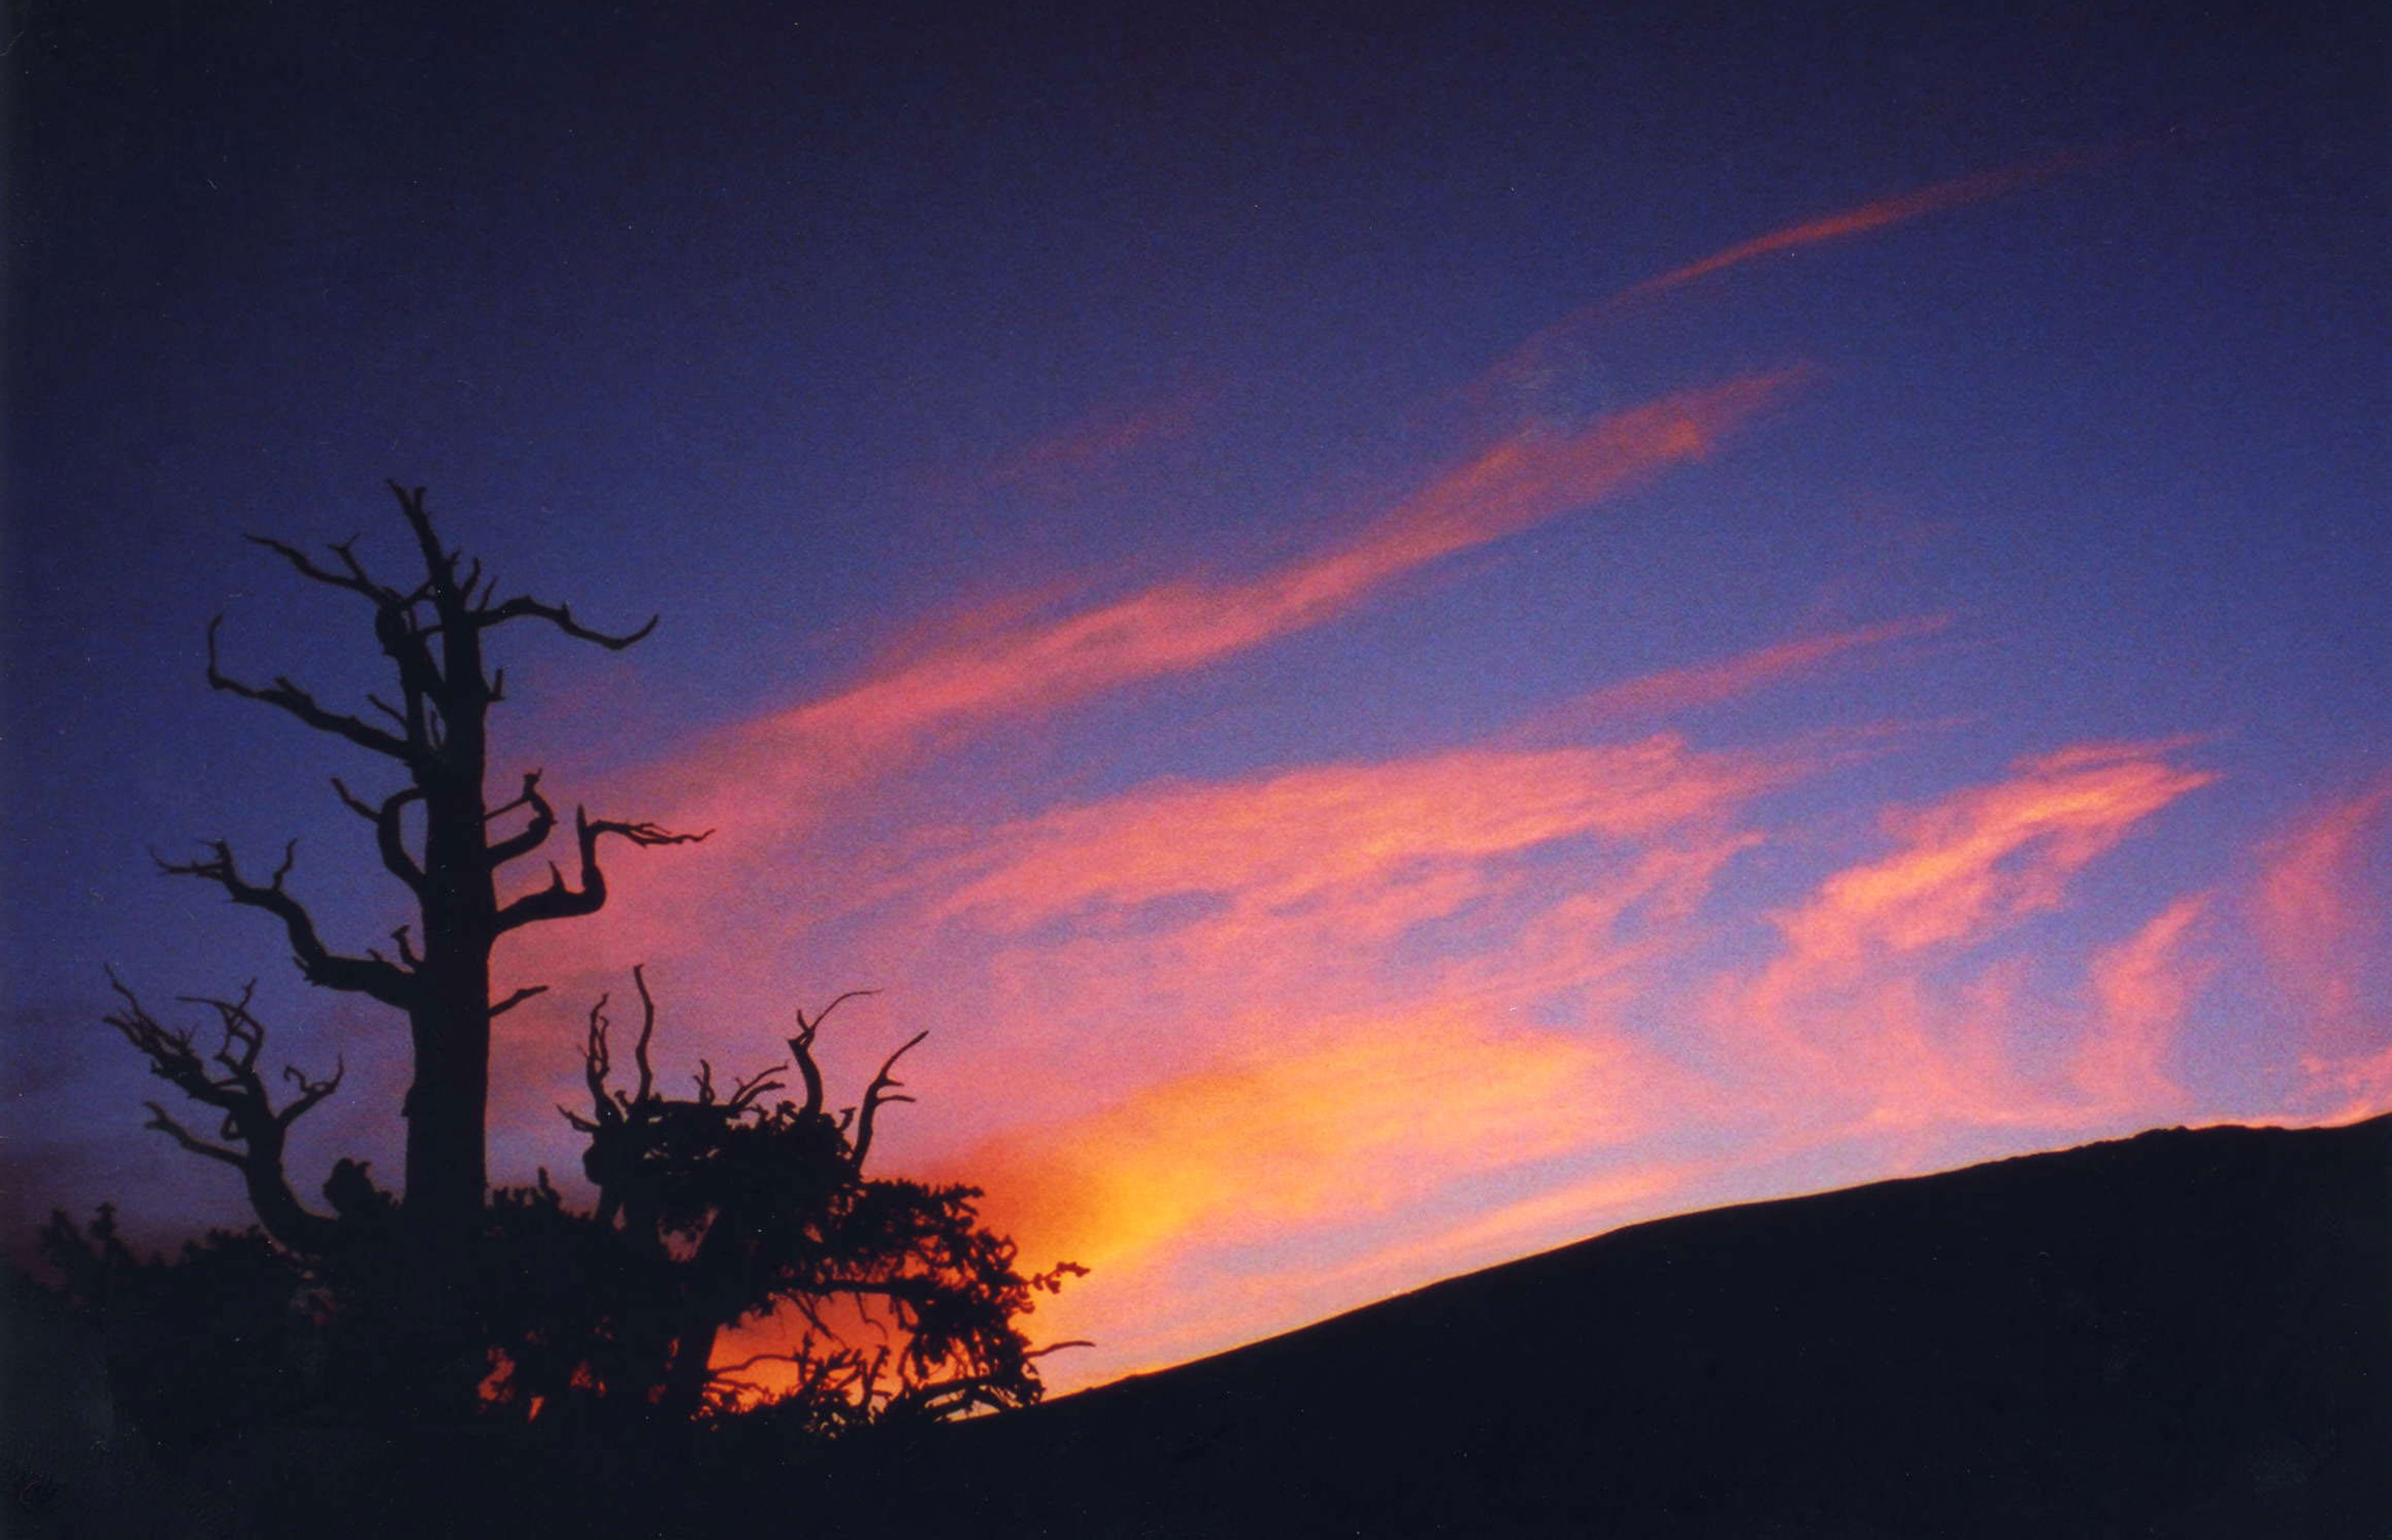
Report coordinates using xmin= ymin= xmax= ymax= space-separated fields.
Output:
xmin=156 ymin=483 xmax=705 ymax=1243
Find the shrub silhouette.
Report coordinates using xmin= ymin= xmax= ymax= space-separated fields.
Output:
xmin=474 ymin=968 xmax=1084 ymax=1429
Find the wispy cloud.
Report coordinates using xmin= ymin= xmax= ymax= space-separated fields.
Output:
xmin=1450 ymin=140 xmax=2143 ymax=446
xmin=2074 ymin=892 xmax=2210 ymax=1111
xmin=2236 ymin=777 xmax=2392 ymax=1124
xmin=980 ymin=383 xmax=1218 ymax=498
xmin=1610 ymin=141 xmax=2134 ymax=306
xmin=1515 ymin=613 xmax=1953 ymax=739
xmin=501 ymin=371 xmax=1806 ymax=987
xmin=2255 ymin=777 xmax=2392 ymax=1054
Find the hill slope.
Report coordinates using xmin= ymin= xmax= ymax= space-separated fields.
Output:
xmin=859 ymin=1117 xmax=2389 ymax=1538
xmin=17 ymin=1117 xmax=2385 ymax=1538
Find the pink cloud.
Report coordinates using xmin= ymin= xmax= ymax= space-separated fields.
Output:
xmin=1724 ymin=740 xmax=2217 ymax=1130
xmin=1609 ymin=138 xmax=2148 ymax=308
xmin=606 ymin=372 xmax=1801 ymax=842
xmin=492 ymin=371 xmax=1809 ymax=1017
xmin=1517 ymin=613 xmax=1953 ymax=739
xmin=2254 ymin=777 xmax=2392 ymax=1054
xmin=2074 ymin=892 xmax=2211 ymax=1111
xmin=980 ymin=383 xmax=1218 ymax=496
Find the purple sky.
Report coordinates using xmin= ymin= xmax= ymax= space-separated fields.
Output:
xmin=5 ymin=0 xmax=2385 ymax=1389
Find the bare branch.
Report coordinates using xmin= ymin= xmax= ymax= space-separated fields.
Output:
xmin=724 ymin=1061 xmax=789 ymax=1113
xmin=141 ymin=1102 xmax=246 ymax=1166
xmin=490 ymin=984 xmax=549 ymax=1018
xmin=789 ymin=990 xmax=879 ymax=1121
xmin=629 ymin=964 xmax=658 ymax=1105
xmin=104 ymin=972 xmax=340 ymax=1252
xmin=578 ymin=990 xmax=616 ymax=1127
xmin=851 ymin=1031 xmax=928 ymax=1170
xmin=157 ymin=839 xmax=418 ymax=1007
xmin=329 ymin=777 xmax=380 ymax=823
xmin=330 ymin=777 xmax=426 ymax=893
xmin=494 ymin=808 xmax=708 ymax=934
xmin=277 ymin=1057 xmax=346 ymax=1126
xmin=475 ymin=594 xmax=660 ymax=650
xmin=243 ymin=532 xmax=394 ymax=605
xmin=206 ymin=616 xmax=415 ymax=762
xmin=387 ymin=481 xmax=459 ymax=600
xmin=484 ymin=770 xmax=557 ymax=869
xmin=789 ymin=1025 xmax=827 ymax=1120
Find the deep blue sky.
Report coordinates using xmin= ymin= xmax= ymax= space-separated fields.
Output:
xmin=5 ymin=0 xmax=2385 ymax=1383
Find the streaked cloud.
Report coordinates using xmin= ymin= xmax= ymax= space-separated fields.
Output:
xmin=980 ymin=382 xmax=1217 ymax=497
xmin=1611 ymin=141 xmax=2132 ymax=306
xmin=502 ymin=371 xmax=1806 ymax=980
xmin=936 ymin=735 xmax=1784 ymax=935
xmin=1517 ymin=613 xmax=1953 ymax=738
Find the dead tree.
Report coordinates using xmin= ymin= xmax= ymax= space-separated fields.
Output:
xmin=156 ymin=484 xmax=704 ymax=1237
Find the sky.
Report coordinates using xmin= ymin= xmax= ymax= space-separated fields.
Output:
xmin=4 ymin=0 xmax=2386 ymax=1393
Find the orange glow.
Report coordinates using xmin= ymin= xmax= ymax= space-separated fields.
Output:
xmin=944 ymin=1005 xmax=1682 ymax=1345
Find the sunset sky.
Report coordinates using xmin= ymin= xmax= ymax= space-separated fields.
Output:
xmin=5 ymin=1 xmax=2386 ymax=1391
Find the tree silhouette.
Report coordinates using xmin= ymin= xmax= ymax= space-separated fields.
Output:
xmin=62 ymin=486 xmax=1078 ymax=1439
xmin=155 ymin=483 xmax=704 ymax=1235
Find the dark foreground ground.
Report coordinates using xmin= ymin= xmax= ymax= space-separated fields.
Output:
xmin=12 ymin=1116 xmax=2388 ymax=1538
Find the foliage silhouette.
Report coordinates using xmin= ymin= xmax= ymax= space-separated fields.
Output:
xmin=477 ymin=968 xmax=1084 ymax=1429
xmin=55 ymin=971 xmax=1080 ymax=1440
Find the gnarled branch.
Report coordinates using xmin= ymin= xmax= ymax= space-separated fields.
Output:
xmin=489 ymin=984 xmax=549 ymax=1018
xmin=157 ymin=839 xmax=419 ymax=1008
xmin=330 ymin=776 xmax=426 ymax=893
xmin=206 ymin=616 xmax=415 ymax=763
xmin=788 ymin=990 xmax=879 ymax=1121
xmin=850 ymin=1031 xmax=928 ymax=1171
xmin=244 ymin=531 xmax=400 ymax=607
xmin=103 ymin=972 xmax=340 ymax=1254
xmin=475 ymin=594 xmax=659 ymax=650
xmin=483 ymin=769 xmax=558 ymax=869
xmin=495 ymin=808 xmax=709 ymax=935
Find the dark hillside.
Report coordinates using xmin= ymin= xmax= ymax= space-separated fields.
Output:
xmin=855 ymin=1117 xmax=2390 ymax=1538
xmin=13 ymin=1117 xmax=2385 ymax=1537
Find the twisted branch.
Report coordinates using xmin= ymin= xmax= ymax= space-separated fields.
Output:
xmin=495 ymin=808 xmax=709 ymax=935
xmin=157 ymin=839 xmax=418 ymax=1007
xmin=207 ymin=616 xmax=414 ymax=762
xmin=103 ymin=972 xmax=341 ymax=1253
